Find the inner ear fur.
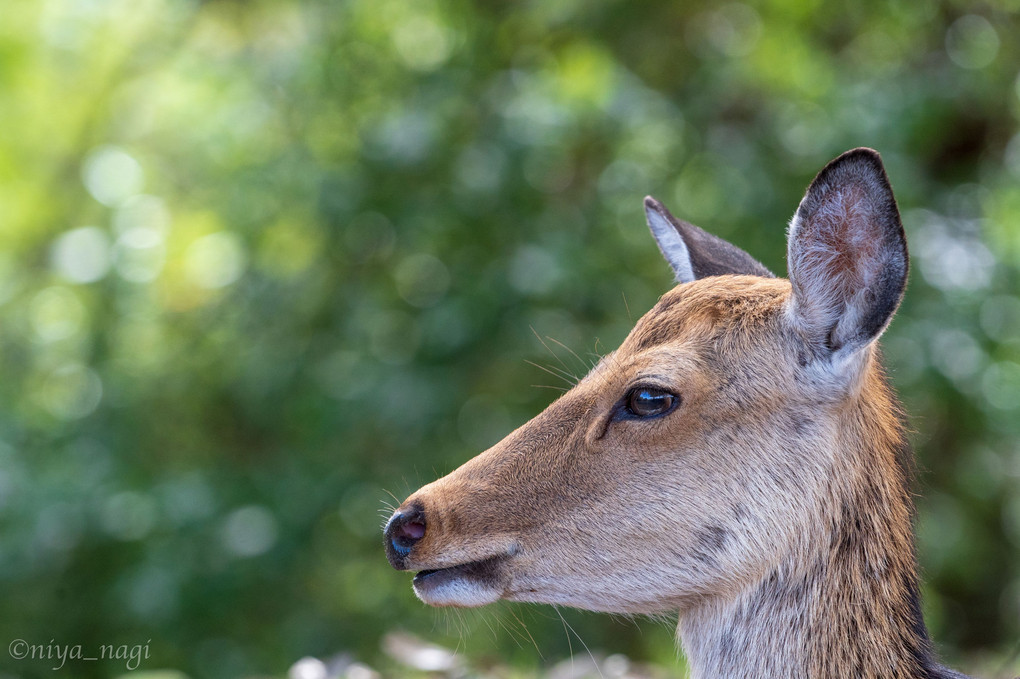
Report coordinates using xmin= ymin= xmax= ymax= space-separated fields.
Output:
xmin=786 ymin=148 xmax=908 ymax=359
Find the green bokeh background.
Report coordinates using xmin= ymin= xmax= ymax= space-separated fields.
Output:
xmin=1 ymin=0 xmax=1019 ymax=677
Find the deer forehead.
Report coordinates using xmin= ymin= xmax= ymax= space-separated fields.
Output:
xmin=618 ymin=276 xmax=793 ymax=369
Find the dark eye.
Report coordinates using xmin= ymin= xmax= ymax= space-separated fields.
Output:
xmin=624 ymin=387 xmax=678 ymax=419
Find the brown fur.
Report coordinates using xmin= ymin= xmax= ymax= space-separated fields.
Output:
xmin=385 ymin=150 xmax=970 ymax=679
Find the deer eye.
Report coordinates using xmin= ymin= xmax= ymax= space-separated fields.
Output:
xmin=624 ymin=387 xmax=678 ymax=419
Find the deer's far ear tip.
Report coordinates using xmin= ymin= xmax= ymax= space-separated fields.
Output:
xmin=643 ymin=195 xmax=664 ymax=212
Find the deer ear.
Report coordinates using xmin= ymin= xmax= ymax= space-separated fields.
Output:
xmin=787 ymin=148 xmax=908 ymax=360
xmin=644 ymin=197 xmax=773 ymax=283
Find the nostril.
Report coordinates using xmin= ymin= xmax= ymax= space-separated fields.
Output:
xmin=386 ymin=509 xmax=427 ymax=557
xmin=391 ymin=520 xmax=425 ymax=553
xmin=398 ymin=520 xmax=425 ymax=541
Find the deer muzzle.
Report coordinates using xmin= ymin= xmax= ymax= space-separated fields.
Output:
xmin=384 ymin=497 xmax=517 ymax=607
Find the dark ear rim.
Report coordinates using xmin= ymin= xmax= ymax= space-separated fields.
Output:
xmin=644 ymin=196 xmax=774 ymax=282
xmin=787 ymin=147 xmax=908 ymax=356
xmin=800 ymin=148 xmax=902 ymax=226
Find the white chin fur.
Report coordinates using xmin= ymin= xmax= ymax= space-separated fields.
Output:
xmin=413 ymin=576 xmax=502 ymax=607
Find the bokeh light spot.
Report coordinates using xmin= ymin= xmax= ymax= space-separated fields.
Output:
xmin=115 ymin=225 xmax=167 ymax=283
xmin=39 ymin=364 xmax=103 ymax=420
xmin=688 ymin=4 xmax=762 ymax=59
xmin=945 ymin=15 xmax=999 ymax=70
xmin=221 ymin=505 xmax=278 ymax=558
xmin=113 ymin=194 xmax=171 ymax=235
xmin=912 ymin=213 xmax=994 ymax=292
xmin=455 ymin=144 xmax=506 ymax=194
xmin=82 ymin=146 xmax=144 ymax=206
xmin=509 ymin=245 xmax=561 ymax=296
xmin=982 ymin=361 xmax=1020 ymax=411
xmin=184 ymin=232 xmax=246 ymax=289
xmin=258 ymin=221 xmax=321 ymax=278
xmin=391 ymin=14 xmax=453 ymax=72
xmin=101 ymin=491 xmax=158 ymax=541
xmin=930 ymin=329 xmax=985 ymax=384
xmin=29 ymin=287 xmax=86 ymax=343
xmin=394 ymin=253 xmax=450 ymax=308
xmin=288 ymin=657 xmax=328 ymax=679
xmin=383 ymin=632 xmax=459 ymax=673
xmin=554 ymin=42 xmax=616 ymax=107
xmin=980 ymin=295 xmax=1020 ymax=343
xmin=50 ymin=226 xmax=111 ymax=283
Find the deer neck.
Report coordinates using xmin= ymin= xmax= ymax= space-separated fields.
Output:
xmin=678 ymin=378 xmax=938 ymax=679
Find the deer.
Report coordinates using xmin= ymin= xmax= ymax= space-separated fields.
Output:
xmin=384 ymin=148 xmax=974 ymax=679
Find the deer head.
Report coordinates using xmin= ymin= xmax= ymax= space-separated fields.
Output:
xmin=383 ymin=149 xmax=960 ymax=677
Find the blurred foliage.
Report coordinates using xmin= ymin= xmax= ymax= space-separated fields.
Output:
xmin=1 ymin=0 xmax=1019 ymax=677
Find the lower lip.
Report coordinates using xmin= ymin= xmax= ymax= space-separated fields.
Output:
xmin=413 ymin=569 xmax=441 ymax=584
xmin=411 ymin=557 xmax=506 ymax=607
xmin=412 ymin=556 xmax=503 ymax=589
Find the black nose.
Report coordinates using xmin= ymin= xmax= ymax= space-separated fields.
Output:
xmin=385 ymin=504 xmax=426 ymax=568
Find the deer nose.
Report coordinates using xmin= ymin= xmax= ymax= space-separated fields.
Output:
xmin=385 ymin=505 xmax=426 ymax=567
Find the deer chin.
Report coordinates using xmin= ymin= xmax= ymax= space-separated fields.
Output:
xmin=411 ymin=555 xmax=509 ymax=607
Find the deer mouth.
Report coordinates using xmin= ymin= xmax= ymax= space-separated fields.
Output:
xmin=411 ymin=555 xmax=508 ymax=607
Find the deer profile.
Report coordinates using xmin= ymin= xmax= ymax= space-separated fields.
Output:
xmin=384 ymin=148 xmax=973 ymax=679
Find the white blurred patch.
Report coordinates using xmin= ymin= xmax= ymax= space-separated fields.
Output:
xmin=289 ymin=657 xmax=328 ymax=679
xmin=929 ymin=328 xmax=986 ymax=384
xmin=50 ymin=227 xmax=111 ymax=283
xmin=945 ymin=15 xmax=999 ymax=70
xmin=221 ymin=505 xmax=278 ymax=558
xmin=509 ymin=245 xmax=562 ymax=295
xmin=82 ymin=146 xmax=144 ymax=206
xmin=908 ymin=210 xmax=994 ymax=293
xmin=39 ymin=363 xmax=103 ymax=420
xmin=382 ymin=632 xmax=460 ymax=672
xmin=115 ymin=225 xmax=167 ymax=283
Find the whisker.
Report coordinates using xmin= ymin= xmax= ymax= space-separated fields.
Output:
xmin=529 ymin=355 xmax=579 ymax=384
xmin=506 ymin=605 xmax=543 ymax=659
xmin=531 ymin=384 xmax=569 ymax=393
xmin=555 ymin=605 xmax=574 ymax=664
xmin=531 ymin=326 xmax=574 ymax=376
xmin=524 ymin=359 xmax=578 ymax=386
xmin=545 ymin=335 xmax=590 ymax=374
xmin=554 ymin=606 xmax=605 ymax=679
